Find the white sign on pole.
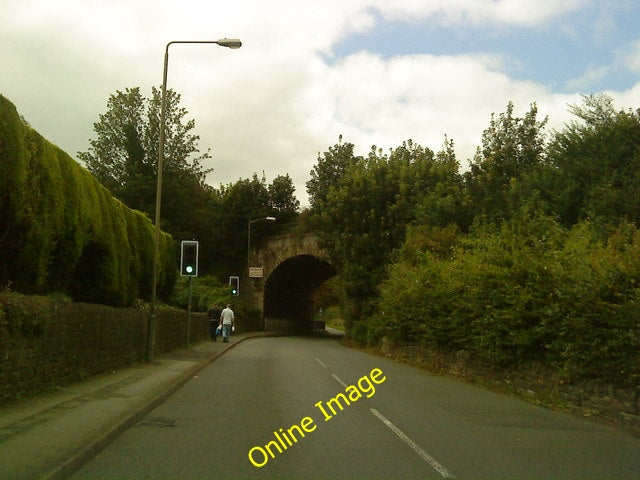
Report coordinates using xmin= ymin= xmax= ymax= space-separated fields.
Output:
xmin=249 ymin=267 xmax=263 ymax=278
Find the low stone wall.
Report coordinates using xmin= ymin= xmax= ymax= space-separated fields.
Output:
xmin=366 ymin=339 xmax=640 ymax=432
xmin=0 ymin=292 xmax=209 ymax=402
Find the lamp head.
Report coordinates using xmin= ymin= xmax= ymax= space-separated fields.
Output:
xmin=217 ymin=38 xmax=242 ymax=49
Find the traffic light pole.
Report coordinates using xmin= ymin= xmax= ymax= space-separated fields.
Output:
xmin=186 ymin=276 xmax=193 ymax=347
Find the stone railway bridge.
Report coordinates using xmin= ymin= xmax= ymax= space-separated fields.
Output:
xmin=246 ymin=233 xmax=336 ymax=332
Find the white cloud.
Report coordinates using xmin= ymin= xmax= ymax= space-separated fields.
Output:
xmin=371 ymin=0 xmax=586 ymax=26
xmin=565 ymin=64 xmax=614 ymax=92
xmin=620 ymin=38 xmax=640 ymax=73
xmin=610 ymin=82 xmax=640 ymax=109
xmin=300 ymin=51 xmax=580 ymax=167
xmin=566 ymin=36 xmax=640 ymax=91
xmin=0 ymin=0 xmax=636 ymax=207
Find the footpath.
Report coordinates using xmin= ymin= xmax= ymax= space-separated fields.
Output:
xmin=0 ymin=332 xmax=268 ymax=480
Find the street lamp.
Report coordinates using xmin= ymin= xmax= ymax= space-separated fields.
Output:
xmin=247 ymin=216 xmax=275 ymax=331
xmin=147 ymin=38 xmax=242 ymax=362
xmin=247 ymin=216 xmax=276 ymax=280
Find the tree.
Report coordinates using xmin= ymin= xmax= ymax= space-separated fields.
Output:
xmin=306 ymin=135 xmax=361 ymax=214
xmin=78 ymin=87 xmax=212 ymax=241
xmin=207 ymin=173 xmax=299 ymax=278
xmin=268 ymin=174 xmax=300 ymax=225
xmin=466 ymin=102 xmax=548 ymax=224
xmin=415 ymin=136 xmax=473 ymax=231
xmin=545 ymin=94 xmax=640 ymax=230
xmin=311 ymin=139 xmax=460 ymax=328
xmin=78 ymin=88 xmax=148 ymax=206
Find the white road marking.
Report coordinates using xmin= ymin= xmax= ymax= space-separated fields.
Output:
xmin=331 ymin=373 xmax=348 ymax=388
xmin=370 ymin=408 xmax=456 ymax=478
xmin=315 ymin=357 xmax=327 ymax=368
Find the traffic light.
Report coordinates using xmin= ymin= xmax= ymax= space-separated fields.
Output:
xmin=180 ymin=240 xmax=199 ymax=276
xmin=229 ymin=275 xmax=239 ymax=295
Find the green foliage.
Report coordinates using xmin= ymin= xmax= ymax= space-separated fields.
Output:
xmin=466 ymin=102 xmax=547 ymax=226
xmin=78 ymin=86 xmax=212 ymax=218
xmin=321 ymin=306 xmax=344 ymax=330
xmin=0 ymin=291 xmax=215 ymax=402
xmin=414 ymin=138 xmax=473 ymax=232
xmin=309 ymin=97 xmax=640 ymax=386
xmin=171 ymin=274 xmax=263 ymax=331
xmin=306 ymin=135 xmax=361 ymax=213
xmin=0 ymin=95 xmax=174 ymax=306
xmin=78 ymin=88 xmax=302 ymax=279
xmin=78 ymin=87 xmax=214 ymax=267
xmin=171 ymin=275 xmax=234 ymax=312
xmin=373 ymin=214 xmax=640 ymax=384
xmin=544 ymin=94 xmax=640 ymax=230
xmin=207 ymin=173 xmax=300 ymax=279
xmin=310 ymin=138 xmax=462 ymax=324
xmin=268 ymin=174 xmax=301 ymax=224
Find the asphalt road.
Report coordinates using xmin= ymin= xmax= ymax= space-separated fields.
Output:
xmin=71 ymin=336 xmax=640 ymax=479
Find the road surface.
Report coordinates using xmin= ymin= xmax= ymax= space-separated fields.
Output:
xmin=71 ymin=336 xmax=640 ymax=479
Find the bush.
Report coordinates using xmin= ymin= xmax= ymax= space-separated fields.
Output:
xmin=172 ymin=275 xmax=233 ymax=312
xmin=374 ymin=214 xmax=640 ymax=385
xmin=171 ymin=275 xmax=263 ymax=331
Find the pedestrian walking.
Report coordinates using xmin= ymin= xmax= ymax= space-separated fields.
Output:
xmin=220 ymin=304 xmax=235 ymax=343
xmin=208 ymin=304 xmax=222 ymax=342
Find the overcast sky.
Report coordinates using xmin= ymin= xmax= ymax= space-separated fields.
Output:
xmin=2 ymin=0 xmax=639 ymax=206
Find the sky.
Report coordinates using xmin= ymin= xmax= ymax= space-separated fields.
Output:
xmin=2 ymin=0 xmax=640 ymax=206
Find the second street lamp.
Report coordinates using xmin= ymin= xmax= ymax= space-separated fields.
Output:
xmin=247 ymin=216 xmax=276 ymax=289
xmin=147 ymin=38 xmax=242 ymax=362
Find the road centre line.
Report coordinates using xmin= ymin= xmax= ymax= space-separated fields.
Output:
xmin=315 ymin=357 xmax=328 ymax=368
xmin=331 ymin=373 xmax=348 ymax=388
xmin=370 ymin=408 xmax=456 ymax=478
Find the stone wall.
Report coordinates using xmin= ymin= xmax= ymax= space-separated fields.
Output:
xmin=0 ymin=292 xmax=209 ymax=402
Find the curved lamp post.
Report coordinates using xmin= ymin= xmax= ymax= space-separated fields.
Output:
xmin=247 ymin=216 xmax=276 ymax=276
xmin=148 ymin=38 xmax=242 ymax=362
xmin=247 ymin=216 xmax=276 ymax=330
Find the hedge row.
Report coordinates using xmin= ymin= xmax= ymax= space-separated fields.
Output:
xmin=0 ymin=95 xmax=175 ymax=306
xmin=367 ymin=217 xmax=640 ymax=386
xmin=0 ymin=291 xmax=209 ymax=402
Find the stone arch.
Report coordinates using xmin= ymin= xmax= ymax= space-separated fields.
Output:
xmin=263 ymin=254 xmax=336 ymax=331
xmin=249 ymin=234 xmax=337 ymax=331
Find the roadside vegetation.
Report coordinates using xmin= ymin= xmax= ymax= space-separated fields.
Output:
xmin=0 ymin=95 xmax=175 ymax=305
xmin=306 ymin=95 xmax=640 ymax=387
xmin=321 ymin=306 xmax=344 ymax=331
xmin=1 ymin=89 xmax=300 ymax=307
xmin=2 ymin=88 xmax=638 ymax=387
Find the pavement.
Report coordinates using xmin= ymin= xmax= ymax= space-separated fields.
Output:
xmin=0 ymin=332 xmax=270 ymax=480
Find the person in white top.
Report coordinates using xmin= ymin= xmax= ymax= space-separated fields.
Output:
xmin=220 ymin=304 xmax=235 ymax=343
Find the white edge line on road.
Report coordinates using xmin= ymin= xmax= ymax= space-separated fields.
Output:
xmin=315 ymin=357 xmax=328 ymax=368
xmin=331 ymin=373 xmax=348 ymax=388
xmin=369 ymin=408 xmax=456 ymax=479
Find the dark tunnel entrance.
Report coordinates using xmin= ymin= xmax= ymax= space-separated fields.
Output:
xmin=263 ymin=254 xmax=337 ymax=331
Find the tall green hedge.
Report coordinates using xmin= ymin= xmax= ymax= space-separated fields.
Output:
xmin=0 ymin=95 xmax=175 ymax=306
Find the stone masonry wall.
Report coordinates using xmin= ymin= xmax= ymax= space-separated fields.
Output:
xmin=370 ymin=339 xmax=640 ymax=433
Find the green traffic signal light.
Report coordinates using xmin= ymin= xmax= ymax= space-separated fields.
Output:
xmin=229 ymin=275 xmax=239 ymax=295
xmin=180 ymin=240 xmax=199 ymax=277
